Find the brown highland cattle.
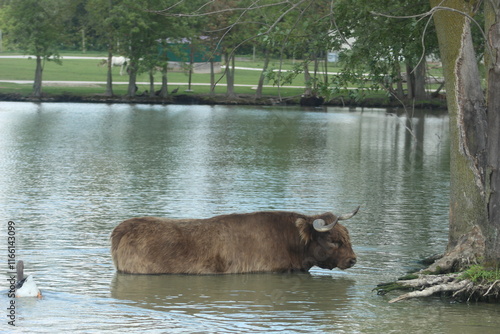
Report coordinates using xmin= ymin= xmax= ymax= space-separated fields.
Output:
xmin=111 ymin=207 xmax=359 ymax=274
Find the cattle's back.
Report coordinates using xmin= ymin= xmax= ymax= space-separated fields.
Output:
xmin=111 ymin=212 xmax=305 ymax=274
xmin=111 ymin=217 xmax=201 ymax=274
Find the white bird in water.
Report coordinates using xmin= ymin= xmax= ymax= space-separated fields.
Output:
xmin=15 ymin=261 xmax=42 ymax=298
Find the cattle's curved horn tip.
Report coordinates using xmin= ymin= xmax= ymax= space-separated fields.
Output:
xmin=338 ymin=205 xmax=361 ymax=220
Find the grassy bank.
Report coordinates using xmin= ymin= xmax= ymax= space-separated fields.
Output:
xmin=0 ymin=56 xmax=309 ymax=98
xmin=0 ymin=55 xmax=312 ymax=85
xmin=0 ymin=53 xmax=447 ymax=109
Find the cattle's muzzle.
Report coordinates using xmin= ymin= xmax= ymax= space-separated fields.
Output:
xmin=339 ymin=257 xmax=357 ymax=270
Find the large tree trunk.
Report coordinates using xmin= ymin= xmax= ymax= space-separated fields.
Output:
xmin=485 ymin=1 xmax=500 ymax=266
xmin=32 ymin=55 xmax=43 ymax=98
xmin=428 ymin=0 xmax=490 ymax=272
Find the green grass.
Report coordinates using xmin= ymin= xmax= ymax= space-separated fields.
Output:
xmin=0 ymin=56 xmax=312 ymax=96
xmin=460 ymin=265 xmax=500 ymax=284
xmin=0 ymin=56 xmax=311 ymax=83
xmin=0 ymin=53 xmax=444 ymax=102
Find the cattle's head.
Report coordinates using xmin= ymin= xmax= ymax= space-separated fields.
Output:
xmin=295 ymin=206 xmax=359 ymax=270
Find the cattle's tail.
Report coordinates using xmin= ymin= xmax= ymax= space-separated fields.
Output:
xmin=110 ymin=222 xmax=131 ymax=272
xmin=110 ymin=227 xmax=121 ymax=269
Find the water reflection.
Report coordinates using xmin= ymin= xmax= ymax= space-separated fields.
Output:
xmin=111 ymin=273 xmax=355 ymax=332
xmin=111 ymin=273 xmax=354 ymax=309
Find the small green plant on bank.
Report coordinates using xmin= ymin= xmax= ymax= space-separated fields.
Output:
xmin=459 ymin=264 xmax=500 ymax=284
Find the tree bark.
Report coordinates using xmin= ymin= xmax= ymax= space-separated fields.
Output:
xmin=159 ymin=63 xmax=168 ymax=98
xmin=149 ymin=70 xmax=155 ymax=98
xmin=32 ymin=55 xmax=43 ymax=98
xmin=485 ymin=2 xmax=500 ymax=266
xmin=405 ymin=63 xmax=415 ymax=99
xmin=105 ymin=50 xmax=113 ymax=97
xmin=188 ymin=47 xmax=193 ymax=91
xmin=256 ymin=48 xmax=271 ymax=99
xmin=406 ymin=60 xmax=427 ymax=100
xmin=127 ymin=61 xmax=137 ymax=97
xmin=210 ymin=60 xmax=215 ymax=96
xmin=313 ymin=53 xmax=319 ymax=94
xmin=225 ymin=52 xmax=235 ymax=98
xmin=394 ymin=61 xmax=405 ymax=99
xmin=414 ymin=60 xmax=427 ymax=99
xmin=428 ymin=0 xmax=489 ymax=271
xmin=304 ymin=62 xmax=312 ymax=96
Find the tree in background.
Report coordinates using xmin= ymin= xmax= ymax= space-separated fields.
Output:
xmin=106 ymin=0 xmax=146 ymax=97
xmin=190 ymin=1 xmax=229 ymax=96
xmin=186 ymin=0 xmax=277 ymax=98
xmin=333 ymin=0 xmax=438 ymax=101
xmin=201 ymin=0 xmax=242 ymax=98
xmin=288 ymin=2 xmax=339 ymax=98
xmin=2 ymin=0 xmax=69 ymax=97
xmin=64 ymin=1 xmax=92 ymax=53
xmin=149 ymin=1 xmax=194 ymax=98
xmin=86 ymin=0 xmax=121 ymax=96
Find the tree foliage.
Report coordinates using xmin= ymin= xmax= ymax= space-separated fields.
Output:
xmin=333 ymin=0 xmax=439 ymax=99
xmin=0 ymin=0 xmax=446 ymax=100
xmin=2 ymin=0 xmax=70 ymax=96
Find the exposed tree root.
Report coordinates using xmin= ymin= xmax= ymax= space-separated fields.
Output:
xmin=388 ymin=278 xmax=471 ymax=303
xmin=425 ymin=226 xmax=485 ymax=274
xmin=376 ymin=272 xmax=500 ymax=303
xmin=375 ymin=226 xmax=500 ymax=303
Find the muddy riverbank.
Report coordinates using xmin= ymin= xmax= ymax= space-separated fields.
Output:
xmin=0 ymin=92 xmax=448 ymax=110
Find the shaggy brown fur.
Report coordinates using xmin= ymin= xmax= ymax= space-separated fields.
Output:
xmin=111 ymin=211 xmax=357 ymax=274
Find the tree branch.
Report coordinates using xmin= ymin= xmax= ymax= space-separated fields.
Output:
xmin=371 ymin=5 xmax=494 ymax=62
xmin=389 ymin=279 xmax=471 ymax=303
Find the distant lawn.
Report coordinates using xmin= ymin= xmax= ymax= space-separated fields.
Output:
xmin=0 ymin=56 xmax=308 ymax=84
xmin=0 ymin=53 xmax=447 ymax=109
xmin=0 ymin=55 xmax=353 ymax=98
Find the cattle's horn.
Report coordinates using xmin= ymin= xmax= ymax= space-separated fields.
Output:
xmin=313 ymin=206 xmax=360 ymax=232
xmin=313 ymin=217 xmax=339 ymax=232
xmin=337 ymin=206 xmax=360 ymax=220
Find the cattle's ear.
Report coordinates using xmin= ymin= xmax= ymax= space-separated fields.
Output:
xmin=295 ymin=218 xmax=313 ymax=244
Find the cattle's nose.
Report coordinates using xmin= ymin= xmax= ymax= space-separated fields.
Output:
xmin=348 ymin=258 xmax=357 ymax=267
